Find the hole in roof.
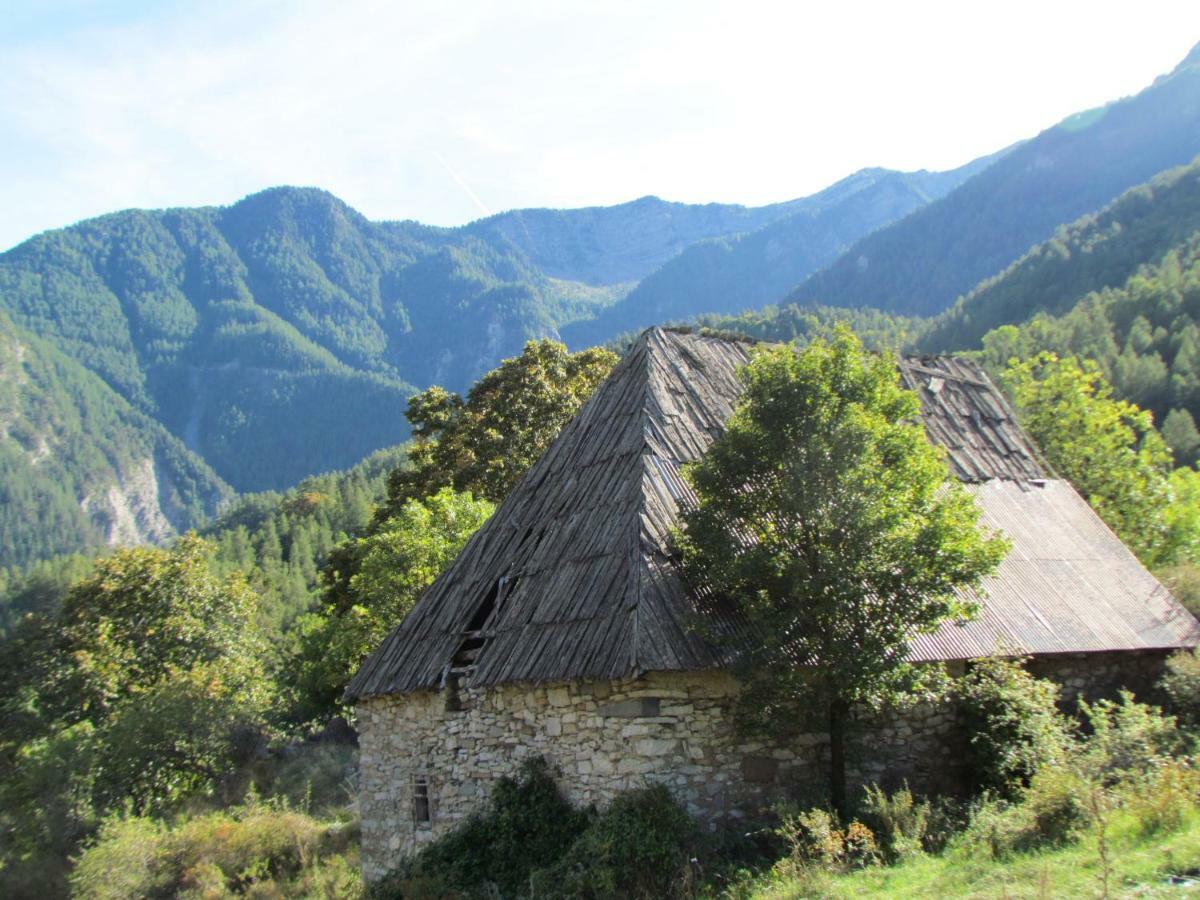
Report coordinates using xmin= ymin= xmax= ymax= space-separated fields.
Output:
xmin=466 ymin=578 xmax=502 ymax=633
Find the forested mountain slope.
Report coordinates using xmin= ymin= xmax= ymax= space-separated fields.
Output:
xmin=0 ymin=310 xmax=231 ymax=568
xmin=922 ymin=157 xmax=1200 ymax=352
xmin=971 ymin=232 xmax=1200 ymax=463
xmin=0 ymin=165 xmax=971 ymax=494
xmin=561 ymin=158 xmax=999 ymax=348
xmin=786 ymin=42 xmax=1200 ymax=316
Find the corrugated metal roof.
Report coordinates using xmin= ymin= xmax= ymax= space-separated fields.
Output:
xmin=346 ymin=328 xmax=1199 ymax=701
xmin=909 ymin=480 xmax=1200 ymax=659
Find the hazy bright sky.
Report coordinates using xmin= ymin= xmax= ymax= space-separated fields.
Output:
xmin=3 ymin=0 xmax=1199 ymax=250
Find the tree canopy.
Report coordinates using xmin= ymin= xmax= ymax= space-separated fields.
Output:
xmin=379 ymin=339 xmax=618 ymax=515
xmin=677 ymin=329 xmax=1008 ymax=816
xmin=0 ymin=536 xmax=270 ymax=864
xmin=1002 ymin=352 xmax=1187 ymax=567
xmin=290 ymin=488 xmax=494 ymax=722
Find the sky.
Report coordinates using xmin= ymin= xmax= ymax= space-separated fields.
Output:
xmin=2 ymin=0 xmax=1199 ymax=251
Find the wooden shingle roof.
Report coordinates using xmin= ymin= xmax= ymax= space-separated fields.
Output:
xmin=346 ymin=328 xmax=1199 ymax=701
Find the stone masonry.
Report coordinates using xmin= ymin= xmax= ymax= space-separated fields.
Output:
xmin=356 ymin=650 xmax=1175 ymax=881
xmin=356 ymin=668 xmax=962 ymax=881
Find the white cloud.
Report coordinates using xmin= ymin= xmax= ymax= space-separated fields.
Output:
xmin=1 ymin=0 xmax=1199 ymax=249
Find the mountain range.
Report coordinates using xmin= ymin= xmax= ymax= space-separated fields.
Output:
xmin=2 ymin=40 xmax=1199 ymax=569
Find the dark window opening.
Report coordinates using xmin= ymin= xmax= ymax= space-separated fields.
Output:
xmin=412 ymin=775 xmax=431 ymax=825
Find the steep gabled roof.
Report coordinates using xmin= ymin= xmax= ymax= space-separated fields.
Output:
xmin=347 ymin=328 xmax=1199 ymax=701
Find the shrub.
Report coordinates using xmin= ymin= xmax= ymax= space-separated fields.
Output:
xmin=1127 ymin=759 xmax=1200 ymax=835
xmin=68 ymin=814 xmax=169 ymax=899
xmin=1160 ymin=649 xmax=1200 ymax=730
xmin=957 ymin=656 xmax=1072 ymax=798
xmin=69 ymin=802 xmax=360 ymax=899
xmin=1022 ymin=765 xmax=1092 ymax=849
xmin=777 ymin=806 xmax=840 ymax=869
xmin=773 ymin=805 xmax=879 ymax=874
xmin=954 ymin=766 xmax=1092 ymax=862
xmin=859 ymin=783 xmax=930 ymax=862
xmin=529 ymin=784 xmax=699 ymax=899
xmin=955 ymin=795 xmax=1032 ymax=861
xmin=1079 ymin=691 xmax=1185 ymax=784
xmin=379 ymin=756 xmax=590 ymax=898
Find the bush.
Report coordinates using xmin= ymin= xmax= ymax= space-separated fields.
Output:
xmin=773 ymin=805 xmax=879 ymax=874
xmin=68 ymin=815 xmax=169 ymax=899
xmin=957 ymin=657 xmax=1072 ymax=798
xmin=1079 ymin=691 xmax=1185 ymax=783
xmin=954 ymin=766 xmax=1092 ymax=861
xmin=378 ymin=756 xmax=590 ymax=898
xmin=859 ymin=783 xmax=930 ymax=863
xmin=1022 ymin=765 xmax=1092 ymax=849
xmin=530 ymin=784 xmax=699 ymax=899
xmin=69 ymin=802 xmax=360 ymax=899
xmin=1160 ymin=649 xmax=1200 ymax=730
xmin=1126 ymin=759 xmax=1200 ymax=835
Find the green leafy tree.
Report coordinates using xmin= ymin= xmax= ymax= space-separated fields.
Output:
xmin=381 ymin=339 xmax=618 ymax=513
xmin=322 ymin=340 xmax=615 ymax=611
xmin=291 ymin=488 xmax=493 ymax=721
xmin=676 ymin=329 xmax=1008 ymax=818
xmin=0 ymin=536 xmax=270 ymax=866
xmin=1003 ymin=353 xmax=1178 ymax=566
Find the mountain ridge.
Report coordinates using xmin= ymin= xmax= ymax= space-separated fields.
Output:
xmin=784 ymin=42 xmax=1200 ymax=316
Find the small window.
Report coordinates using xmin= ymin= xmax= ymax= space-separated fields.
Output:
xmin=412 ymin=775 xmax=432 ymax=826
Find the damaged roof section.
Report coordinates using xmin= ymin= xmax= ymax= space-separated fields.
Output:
xmin=898 ymin=355 xmax=1049 ymax=483
xmin=346 ymin=328 xmax=1198 ymax=702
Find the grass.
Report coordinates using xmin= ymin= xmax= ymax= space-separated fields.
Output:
xmin=734 ymin=807 xmax=1200 ymax=899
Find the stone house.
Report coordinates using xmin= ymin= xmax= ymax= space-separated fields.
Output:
xmin=346 ymin=327 xmax=1200 ymax=881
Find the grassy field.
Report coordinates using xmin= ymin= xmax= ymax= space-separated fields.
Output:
xmin=736 ymin=808 xmax=1200 ymax=899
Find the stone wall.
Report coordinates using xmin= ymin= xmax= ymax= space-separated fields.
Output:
xmin=356 ymin=669 xmax=959 ymax=881
xmin=1028 ymin=650 xmax=1169 ymax=707
xmin=356 ymin=650 xmax=1174 ymax=882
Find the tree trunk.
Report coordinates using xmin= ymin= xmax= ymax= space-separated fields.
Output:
xmin=829 ymin=699 xmax=849 ymax=823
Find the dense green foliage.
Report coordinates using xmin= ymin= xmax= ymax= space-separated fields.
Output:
xmin=973 ymin=233 xmax=1200 ymax=463
xmin=0 ymin=538 xmax=271 ymax=888
xmin=379 ymin=339 xmax=618 ymax=513
xmin=677 ymin=330 xmax=1008 ymax=815
xmin=202 ymin=444 xmax=407 ymax=639
xmin=529 ymin=785 xmax=700 ymax=899
xmin=0 ymin=309 xmax=230 ymax=569
xmin=290 ymin=488 xmax=493 ymax=721
xmin=1001 ymin=353 xmax=1200 ymax=567
xmin=379 ymin=757 xmax=591 ymax=898
xmin=379 ymin=757 xmax=698 ymax=900
xmin=956 ymin=658 xmax=1073 ymax=799
xmin=787 ymin=45 xmax=1200 ymax=316
xmin=924 ymin=156 xmax=1200 ymax=353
